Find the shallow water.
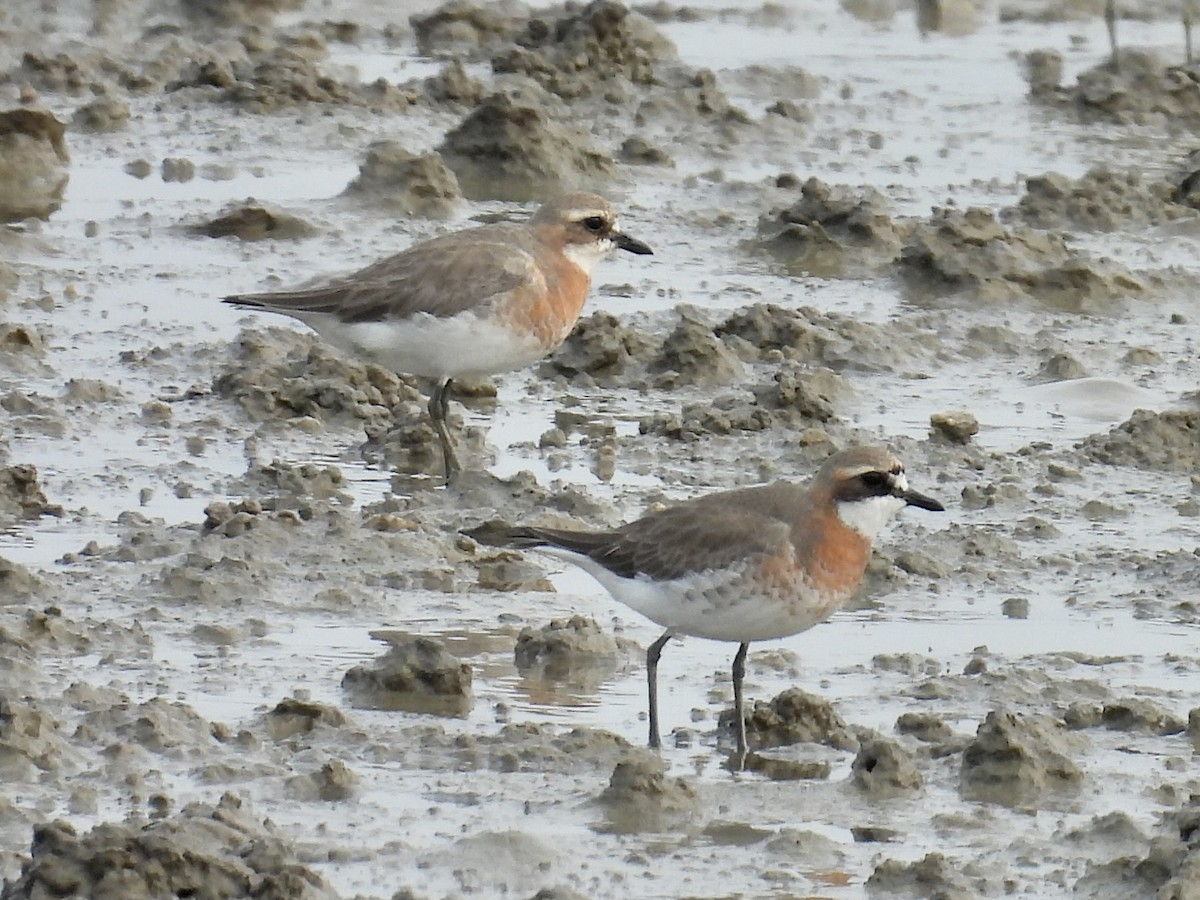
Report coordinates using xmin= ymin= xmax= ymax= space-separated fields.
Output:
xmin=6 ymin=0 xmax=1200 ymax=896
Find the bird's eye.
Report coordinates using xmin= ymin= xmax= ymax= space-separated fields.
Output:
xmin=582 ymin=216 xmax=605 ymax=232
xmin=860 ymin=471 xmax=888 ymax=489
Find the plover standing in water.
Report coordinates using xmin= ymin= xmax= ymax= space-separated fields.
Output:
xmin=224 ymin=192 xmax=652 ymax=482
xmin=467 ymin=446 xmax=944 ymax=767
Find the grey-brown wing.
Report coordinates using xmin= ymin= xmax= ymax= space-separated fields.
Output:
xmin=529 ymin=503 xmax=792 ymax=582
xmin=224 ymin=227 xmax=537 ymax=322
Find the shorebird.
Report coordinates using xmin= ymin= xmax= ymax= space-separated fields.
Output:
xmin=223 ymin=192 xmax=652 ymax=482
xmin=466 ymin=445 xmax=945 ymax=766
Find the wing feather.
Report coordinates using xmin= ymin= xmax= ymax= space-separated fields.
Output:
xmin=224 ymin=225 xmax=537 ymax=322
xmin=523 ymin=504 xmax=791 ymax=582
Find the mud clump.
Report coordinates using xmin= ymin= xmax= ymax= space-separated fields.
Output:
xmin=2 ymin=793 xmax=337 ymax=900
xmin=284 ymin=759 xmax=358 ymax=802
xmin=1022 ymin=48 xmax=1064 ymax=95
xmin=183 ymin=0 xmax=305 ymax=28
xmin=640 ymin=365 xmax=844 ymax=440
xmin=1173 ymin=148 xmax=1200 ymax=209
xmin=1053 ymin=51 xmax=1200 ymax=127
xmin=421 ymin=59 xmax=487 ymax=107
xmin=756 ymin=177 xmax=906 ymax=277
xmin=1077 ymin=408 xmax=1200 ymax=472
xmin=0 ymin=465 xmax=64 ymax=527
xmin=650 ymin=306 xmax=745 ymax=388
xmin=960 ymin=709 xmax=1083 ymax=807
xmin=0 ymin=694 xmax=78 ymax=779
xmin=470 ymin=550 xmax=554 ymax=592
xmin=341 ymin=142 xmax=461 ymax=218
xmin=559 ymin=302 xmax=918 ymax=403
xmin=896 ymin=711 xmax=956 ymax=745
xmin=230 ymin=461 xmax=349 ymax=505
xmin=867 ymin=852 xmax=978 ymax=899
xmin=733 ymin=687 xmax=858 ymax=752
xmin=167 ymin=38 xmax=416 ymax=113
xmin=548 ymin=312 xmax=658 ymax=383
xmin=1012 ymin=166 xmax=1186 ymax=231
xmin=188 ymin=203 xmax=319 ymax=241
xmin=491 ymin=0 xmax=676 ymax=99
xmin=1035 ymin=349 xmax=1086 ymax=382
xmin=342 ymin=636 xmax=473 ymax=717
xmin=597 ymin=754 xmax=700 ymax=833
xmin=640 ymin=68 xmax=750 ymax=138
xmin=640 ymin=396 xmax=772 ymax=440
xmin=70 ymin=96 xmax=130 ymax=133
xmin=930 ymin=410 xmax=979 ymax=444
xmin=758 ymin=366 xmax=844 ymax=420
xmin=851 ymin=734 xmax=923 ymax=797
xmin=0 ymin=324 xmax=49 ymax=374
xmin=202 ymin=499 xmax=285 ymax=538
xmin=715 ymin=303 xmax=935 ymax=373
xmin=445 ymin=723 xmax=635 ymax=775
xmin=0 ymin=108 xmax=69 ymax=221
xmin=0 ymin=557 xmax=45 ymax=601
xmin=213 ymin=328 xmax=418 ymax=426
xmin=900 ymin=206 xmax=1144 ymax=309
xmin=620 ymin=134 xmax=672 ymax=166
xmin=514 ymin=615 xmax=639 ymax=684
xmin=256 ymin=701 xmax=349 ymax=748
xmin=1072 ymin=806 xmax=1200 ymax=897
xmin=410 ymin=0 xmax=529 ymax=59
xmin=1064 ymin=698 xmax=1185 ymax=735
xmin=437 ymin=88 xmax=615 ymax=201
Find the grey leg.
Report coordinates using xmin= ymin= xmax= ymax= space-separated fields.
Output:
xmin=731 ymin=642 xmax=750 ymax=766
xmin=1105 ymin=0 xmax=1119 ymax=71
xmin=1186 ymin=5 xmax=1194 ymax=64
xmin=427 ymin=378 xmax=461 ymax=483
xmin=646 ymin=631 xmax=672 ymax=749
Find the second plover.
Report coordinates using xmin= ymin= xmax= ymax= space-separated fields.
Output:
xmin=467 ymin=445 xmax=944 ymax=765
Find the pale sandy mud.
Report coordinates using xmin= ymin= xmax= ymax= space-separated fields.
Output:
xmin=3 ymin=0 xmax=1200 ymax=897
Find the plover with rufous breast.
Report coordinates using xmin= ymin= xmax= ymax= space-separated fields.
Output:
xmin=466 ymin=445 xmax=944 ymax=768
xmin=223 ymin=192 xmax=652 ymax=483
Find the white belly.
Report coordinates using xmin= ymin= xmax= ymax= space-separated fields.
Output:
xmin=299 ymin=309 xmax=546 ymax=379
xmin=542 ymin=550 xmax=850 ymax=643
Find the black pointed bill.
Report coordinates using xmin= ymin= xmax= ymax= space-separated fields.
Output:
xmin=901 ymin=489 xmax=944 ymax=512
xmin=614 ymin=232 xmax=653 ymax=255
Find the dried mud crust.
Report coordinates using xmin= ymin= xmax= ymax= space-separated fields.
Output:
xmin=1077 ymin=408 xmax=1200 ymax=471
xmin=341 ymin=635 xmax=474 ymax=716
xmin=1032 ymin=48 xmax=1200 ymax=128
xmin=5 ymin=0 xmax=1200 ymax=896
xmin=756 ymin=178 xmax=1156 ymax=308
xmin=546 ymin=301 xmax=936 ymax=440
xmin=1009 ymin=166 xmax=1194 ymax=231
xmin=0 ymin=109 xmax=70 ymax=221
xmin=0 ymin=464 xmax=64 ymax=526
xmin=513 ymin=614 xmax=641 ymax=683
xmin=2 ymin=794 xmax=337 ymax=900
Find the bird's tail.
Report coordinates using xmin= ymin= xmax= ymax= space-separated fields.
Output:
xmin=461 ymin=520 xmax=549 ymax=549
xmin=463 ymin=520 xmax=612 ymax=557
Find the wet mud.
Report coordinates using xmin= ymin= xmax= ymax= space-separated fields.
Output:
xmin=4 ymin=0 xmax=1200 ymax=897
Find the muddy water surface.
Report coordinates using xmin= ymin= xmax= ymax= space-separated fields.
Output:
xmin=3 ymin=0 xmax=1200 ymax=898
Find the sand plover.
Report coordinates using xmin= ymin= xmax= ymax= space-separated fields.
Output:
xmin=467 ymin=446 xmax=944 ymax=765
xmin=223 ymin=192 xmax=652 ymax=482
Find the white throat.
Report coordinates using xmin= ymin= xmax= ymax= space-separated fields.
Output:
xmin=562 ymin=238 xmax=613 ymax=276
xmin=836 ymin=494 xmax=907 ymax=539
